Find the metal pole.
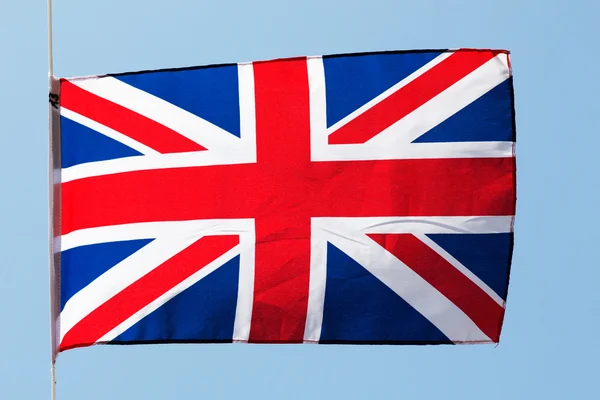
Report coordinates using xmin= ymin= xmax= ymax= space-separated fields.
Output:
xmin=48 ymin=1 xmax=57 ymax=400
xmin=51 ymin=362 xmax=56 ymax=400
xmin=48 ymin=0 xmax=53 ymax=78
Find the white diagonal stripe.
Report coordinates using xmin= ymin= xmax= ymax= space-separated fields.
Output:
xmin=59 ymin=236 xmax=199 ymax=343
xmin=415 ymin=233 xmax=505 ymax=307
xmin=61 ymin=108 xmax=159 ymax=156
xmin=96 ymin=244 xmax=242 ymax=343
xmin=325 ymin=52 xmax=454 ymax=135
xmin=305 ymin=216 xmax=513 ymax=342
xmin=59 ymin=219 xmax=254 ymax=345
xmin=70 ymin=76 xmax=242 ymax=152
xmin=318 ymin=221 xmax=491 ymax=343
xmin=368 ymin=53 xmax=510 ymax=146
xmin=309 ymin=53 xmax=513 ymax=161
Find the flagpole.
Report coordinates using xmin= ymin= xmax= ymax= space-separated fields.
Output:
xmin=48 ymin=0 xmax=53 ymax=79
xmin=51 ymin=362 xmax=56 ymax=400
xmin=48 ymin=0 xmax=57 ymax=399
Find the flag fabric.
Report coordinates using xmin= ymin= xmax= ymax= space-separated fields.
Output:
xmin=51 ymin=49 xmax=516 ymax=352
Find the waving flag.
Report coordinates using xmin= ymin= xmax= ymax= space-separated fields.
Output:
xmin=50 ymin=49 xmax=516 ymax=353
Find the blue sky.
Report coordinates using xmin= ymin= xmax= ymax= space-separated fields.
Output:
xmin=1 ymin=0 xmax=599 ymax=398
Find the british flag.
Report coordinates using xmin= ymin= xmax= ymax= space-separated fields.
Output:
xmin=50 ymin=49 xmax=516 ymax=353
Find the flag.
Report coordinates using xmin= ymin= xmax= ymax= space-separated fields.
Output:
xmin=50 ymin=49 xmax=516 ymax=353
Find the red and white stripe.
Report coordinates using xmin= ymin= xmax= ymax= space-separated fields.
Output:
xmin=59 ymin=219 xmax=256 ymax=350
xmin=60 ymin=63 xmax=256 ymax=183
xmin=305 ymin=216 xmax=512 ymax=343
xmin=309 ymin=51 xmax=513 ymax=161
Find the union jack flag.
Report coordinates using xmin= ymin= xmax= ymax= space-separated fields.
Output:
xmin=50 ymin=49 xmax=516 ymax=354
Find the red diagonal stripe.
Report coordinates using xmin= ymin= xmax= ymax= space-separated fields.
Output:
xmin=59 ymin=235 xmax=239 ymax=351
xmin=328 ymin=50 xmax=500 ymax=145
xmin=368 ymin=233 xmax=505 ymax=341
xmin=60 ymin=80 xmax=206 ymax=153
